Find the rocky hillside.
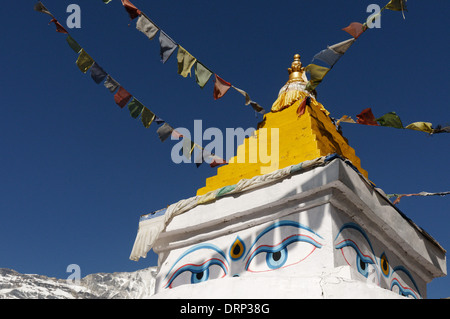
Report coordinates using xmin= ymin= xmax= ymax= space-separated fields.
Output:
xmin=0 ymin=267 xmax=157 ymax=299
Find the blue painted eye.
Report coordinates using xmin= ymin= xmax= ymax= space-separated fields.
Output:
xmin=165 ymin=258 xmax=228 ymax=288
xmin=357 ymin=254 xmax=369 ymax=277
xmin=266 ymin=247 xmax=288 ymax=269
xmin=191 ymin=268 xmax=209 ymax=284
xmin=335 ymin=239 xmax=375 ymax=278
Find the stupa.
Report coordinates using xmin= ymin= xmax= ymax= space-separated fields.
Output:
xmin=130 ymin=54 xmax=446 ymax=299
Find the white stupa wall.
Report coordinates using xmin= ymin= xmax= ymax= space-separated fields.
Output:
xmin=147 ymin=158 xmax=445 ymax=298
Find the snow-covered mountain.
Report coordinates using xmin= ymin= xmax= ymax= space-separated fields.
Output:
xmin=0 ymin=267 xmax=157 ymax=299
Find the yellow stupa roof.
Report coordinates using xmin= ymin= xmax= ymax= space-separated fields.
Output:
xmin=196 ymin=54 xmax=367 ymax=196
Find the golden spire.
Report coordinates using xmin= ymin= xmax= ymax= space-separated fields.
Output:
xmin=271 ymin=54 xmax=311 ymax=112
xmin=287 ymin=54 xmax=307 ymax=84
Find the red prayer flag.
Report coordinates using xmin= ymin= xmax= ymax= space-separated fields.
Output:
xmin=356 ymin=108 xmax=379 ymax=126
xmin=213 ymin=74 xmax=231 ymax=100
xmin=210 ymin=156 xmax=227 ymax=168
xmin=49 ymin=18 xmax=68 ymax=34
xmin=342 ymin=22 xmax=367 ymax=39
xmin=121 ymin=0 xmax=141 ymax=20
xmin=114 ymin=86 xmax=132 ymax=108
xmin=296 ymin=97 xmax=311 ymax=117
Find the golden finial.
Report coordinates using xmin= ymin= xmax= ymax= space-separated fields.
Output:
xmin=287 ymin=54 xmax=306 ymax=83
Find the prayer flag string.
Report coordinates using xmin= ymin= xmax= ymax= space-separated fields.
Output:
xmin=387 ymin=191 xmax=450 ymax=205
xmin=34 ymin=1 xmax=227 ymax=169
xmin=305 ymin=0 xmax=408 ymax=93
xmin=105 ymin=0 xmax=266 ymax=115
xmin=333 ymin=108 xmax=449 ymax=135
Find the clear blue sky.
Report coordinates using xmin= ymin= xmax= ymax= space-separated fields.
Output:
xmin=0 ymin=1 xmax=448 ymax=298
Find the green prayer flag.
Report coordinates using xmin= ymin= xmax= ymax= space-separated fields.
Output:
xmin=34 ymin=2 xmax=53 ymax=17
xmin=141 ymin=107 xmax=155 ymax=128
xmin=128 ymin=98 xmax=145 ymax=119
xmin=385 ymin=0 xmax=407 ymax=12
xmin=305 ymin=79 xmax=322 ymax=91
xmin=305 ymin=64 xmax=330 ymax=82
xmin=177 ymin=45 xmax=196 ymax=78
xmin=376 ymin=112 xmax=404 ymax=129
xmin=194 ymin=62 xmax=212 ymax=88
xmin=66 ymin=35 xmax=82 ymax=54
xmin=405 ymin=122 xmax=433 ymax=133
xmin=76 ymin=49 xmax=94 ymax=73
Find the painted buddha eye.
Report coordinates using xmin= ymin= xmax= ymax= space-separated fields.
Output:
xmin=245 ymin=235 xmax=321 ymax=272
xmin=163 ymin=244 xmax=229 ymax=289
xmin=335 ymin=223 xmax=377 ymax=280
xmin=165 ymin=258 xmax=228 ymax=288
xmin=245 ymin=221 xmax=323 ymax=273
xmin=336 ymin=239 xmax=376 ymax=278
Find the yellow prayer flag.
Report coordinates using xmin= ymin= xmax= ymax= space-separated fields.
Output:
xmin=141 ymin=107 xmax=156 ymax=128
xmin=76 ymin=49 xmax=94 ymax=73
xmin=177 ymin=45 xmax=196 ymax=78
xmin=305 ymin=64 xmax=330 ymax=82
xmin=405 ymin=122 xmax=433 ymax=134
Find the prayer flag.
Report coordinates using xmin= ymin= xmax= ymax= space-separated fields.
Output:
xmin=194 ymin=62 xmax=213 ymax=89
xmin=313 ymin=48 xmax=343 ymax=67
xmin=159 ymin=31 xmax=177 ymax=63
xmin=356 ymin=108 xmax=379 ymax=126
xmin=157 ymin=123 xmax=174 ymax=142
xmin=172 ymin=130 xmax=183 ymax=139
xmin=297 ymin=97 xmax=311 ymax=117
xmin=336 ymin=115 xmax=356 ymax=126
xmin=328 ymin=38 xmax=355 ymax=54
xmin=232 ymin=86 xmax=251 ymax=105
xmin=103 ymin=0 xmax=112 ymax=3
xmin=90 ymin=62 xmax=108 ymax=84
xmin=342 ymin=22 xmax=367 ymax=39
xmin=177 ymin=45 xmax=196 ymax=78
xmin=210 ymin=155 xmax=227 ymax=168
xmin=376 ymin=112 xmax=403 ymax=129
xmin=121 ymin=0 xmax=141 ymax=20
xmin=104 ymin=75 xmax=120 ymax=93
xmin=128 ymin=98 xmax=145 ymax=118
xmin=136 ymin=14 xmax=159 ymax=40
xmin=154 ymin=116 xmax=165 ymax=125
xmin=114 ymin=86 xmax=132 ymax=108
xmin=141 ymin=107 xmax=155 ymax=128
xmin=76 ymin=49 xmax=94 ymax=73
xmin=305 ymin=64 xmax=330 ymax=82
xmin=49 ymin=18 xmax=68 ymax=34
xmin=213 ymin=74 xmax=231 ymax=100
xmin=34 ymin=2 xmax=53 ymax=17
xmin=66 ymin=35 xmax=82 ymax=53
xmin=385 ymin=0 xmax=407 ymax=12
xmin=305 ymin=79 xmax=322 ymax=91
xmin=405 ymin=122 xmax=433 ymax=134
xmin=250 ymin=101 xmax=265 ymax=114
xmin=433 ymin=125 xmax=450 ymax=134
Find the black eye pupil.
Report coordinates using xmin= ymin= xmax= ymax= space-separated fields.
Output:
xmin=359 ymin=258 xmax=366 ymax=270
xmin=196 ymin=272 xmax=204 ymax=280
xmin=272 ymin=251 xmax=282 ymax=261
xmin=233 ymin=244 xmax=241 ymax=255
